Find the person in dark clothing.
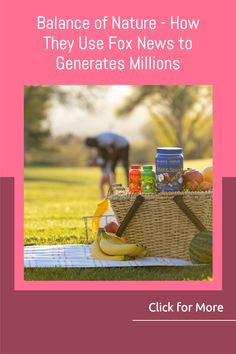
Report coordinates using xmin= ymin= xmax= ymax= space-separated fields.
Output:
xmin=85 ymin=132 xmax=130 ymax=184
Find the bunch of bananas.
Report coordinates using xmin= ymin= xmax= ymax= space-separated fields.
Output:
xmin=91 ymin=231 xmax=147 ymax=261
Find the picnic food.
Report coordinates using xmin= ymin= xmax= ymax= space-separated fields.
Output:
xmin=198 ymin=181 xmax=212 ymax=191
xmin=141 ymin=165 xmax=156 ymax=193
xmin=90 ymin=230 xmax=147 ymax=261
xmin=99 ymin=232 xmax=146 ymax=256
xmin=185 ymin=180 xmax=199 ymax=191
xmin=128 ymin=244 xmax=147 ymax=257
xmin=189 ymin=231 xmax=212 ymax=264
xmin=105 ymin=221 xmax=119 ymax=234
xmin=183 ymin=167 xmax=212 ymax=191
xmin=183 ymin=169 xmax=203 ymax=185
xmin=90 ymin=239 xmax=126 ymax=261
xmin=156 ymin=147 xmax=184 ymax=191
xmin=202 ymin=166 xmax=213 ymax=184
xmin=129 ymin=165 xmax=141 ymax=193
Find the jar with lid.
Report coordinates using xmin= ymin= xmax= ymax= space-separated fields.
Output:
xmin=156 ymin=147 xmax=184 ymax=191
xmin=129 ymin=165 xmax=141 ymax=193
xmin=141 ymin=165 xmax=156 ymax=193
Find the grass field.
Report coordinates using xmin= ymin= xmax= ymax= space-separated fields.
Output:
xmin=24 ymin=159 xmax=212 ymax=281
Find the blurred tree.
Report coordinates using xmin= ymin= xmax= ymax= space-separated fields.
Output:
xmin=24 ymin=86 xmax=52 ymax=163
xmin=117 ymin=85 xmax=212 ymax=159
xmin=24 ymin=85 xmax=106 ymax=164
xmin=26 ymin=134 xmax=90 ymax=167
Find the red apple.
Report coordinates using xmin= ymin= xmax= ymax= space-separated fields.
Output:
xmin=185 ymin=180 xmax=199 ymax=191
xmin=105 ymin=222 xmax=119 ymax=234
xmin=183 ymin=169 xmax=203 ymax=186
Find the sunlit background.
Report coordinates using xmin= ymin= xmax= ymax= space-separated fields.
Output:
xmin=24 ymin=85 xmax=212 ymax=167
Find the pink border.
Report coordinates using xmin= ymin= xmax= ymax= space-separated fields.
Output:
xmin=0 ymin=0 xmax=227 ymax=291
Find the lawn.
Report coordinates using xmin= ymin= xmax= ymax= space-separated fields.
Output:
xmin=24 ymin=160 xmax=212 ymax=281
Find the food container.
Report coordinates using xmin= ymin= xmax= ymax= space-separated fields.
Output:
xmin=141 ymin=165 xmax=156 ymax=193
xmin=109 ymin=190 xmax=212 ymax=260
xmin=156 ymin=147 xmax=184 ymax=191
xmin=129 ymin=165 xmax=141 ymax=193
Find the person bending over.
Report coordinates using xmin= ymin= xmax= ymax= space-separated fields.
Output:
xmin=85 ymin=132 xmax=130 ymax=185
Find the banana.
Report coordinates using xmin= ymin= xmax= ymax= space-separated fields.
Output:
xmin=99 ymin=232 xmax=141 ymax=256
xmin=90 ymin=239 xmax=125 ymax=261
xmin=100 ymin=231 xmax=125 ymax=244
xmin=102 ymin=233 xmax=146 ymax=257
xmin=129 ymin=244 xmax=147 ymax=257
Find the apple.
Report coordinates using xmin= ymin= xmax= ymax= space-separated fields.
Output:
xmin=105 ymin=222 xmax=119 ymax=234
xmin=202 ymin=166 xmax=213 ymax=184
xmin=185 ymin=180 xmax=199 ymax=191
xmin=183 ymin=169 xmax=203 ymax=186
xmin=198 ymin=181 xmax=212 ymax=191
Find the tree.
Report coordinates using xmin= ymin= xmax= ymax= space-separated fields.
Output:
xmin=24 ymin=86 xmax=52 ymax=163
xmin=24 ymin=85 xmax=107 ymax=164
xmin=117 ymin=85 xmax=212 ymax=159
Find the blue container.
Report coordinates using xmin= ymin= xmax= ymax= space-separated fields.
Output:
xmin=156 ymin=147 xmax=184 ymax=191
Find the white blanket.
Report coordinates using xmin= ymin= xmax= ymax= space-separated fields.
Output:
xmin=24 ymin=244 xmax=192 ymax=268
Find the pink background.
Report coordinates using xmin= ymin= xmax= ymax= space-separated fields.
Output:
xmin=1 ymin=0 xmax=235 ymax=291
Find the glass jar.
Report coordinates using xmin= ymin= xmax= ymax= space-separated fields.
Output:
xmin=156 ymin=147 xmax=184 ymax=191
xmin=129 ymin=165 xmax=141 ymax=193
xmin=141 ymin=165 xmax=156 ymax=193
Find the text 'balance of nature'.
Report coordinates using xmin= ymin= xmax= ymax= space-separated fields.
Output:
xmin=37 ymin=16 xmax=157 ymax=30
xmin=37 ymin=16 xmax=199 ymax=31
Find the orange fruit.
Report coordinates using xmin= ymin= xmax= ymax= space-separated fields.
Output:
xmin=202 ymin=166 xmax=213 ymax=184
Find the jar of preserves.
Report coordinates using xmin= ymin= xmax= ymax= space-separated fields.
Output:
xmin=156 ymin=147 xmax=184 ymax=191
xmin=141 ymin=165 xmax=156 ymax=193
xmin=129 ymin=165 xmax=141 ymax=193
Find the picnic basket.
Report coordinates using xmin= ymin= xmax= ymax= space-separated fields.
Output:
xmin=109 ymin=190 xmax=212 ymax=260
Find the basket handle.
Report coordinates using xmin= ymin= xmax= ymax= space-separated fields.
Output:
xmin=173 ymin=195 xmax=207 ymax=232
xmin=116 ymin=195 xmax=145 ymax=236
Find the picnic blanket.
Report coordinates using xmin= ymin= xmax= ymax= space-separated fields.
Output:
xmin=24 ymin=244 xmax=192 ymax=268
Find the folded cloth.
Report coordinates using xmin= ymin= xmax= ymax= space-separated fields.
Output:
xmin=24 ymin=244 xmax=192 ymax=268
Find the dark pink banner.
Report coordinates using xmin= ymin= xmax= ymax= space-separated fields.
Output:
xmin=1 ymin=177 xmax=236 ymax=353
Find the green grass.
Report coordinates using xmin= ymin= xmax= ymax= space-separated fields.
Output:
xmin=24 ymin=160 xmax=212 ymax=281
xmin=24 ymin=266 xmax=212 ymax=281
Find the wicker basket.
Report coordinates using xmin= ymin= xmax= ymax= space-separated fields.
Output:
xmin=109 ymin=191 xmax=212 ymax=260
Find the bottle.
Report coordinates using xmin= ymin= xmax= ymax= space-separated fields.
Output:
xmin=156 ymin=147 xmax=184 ymax=191
xmin=129 ymin=165 xmax=141 ymax=193
xmin=141 ymin=165 xmax=156 ymax=193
